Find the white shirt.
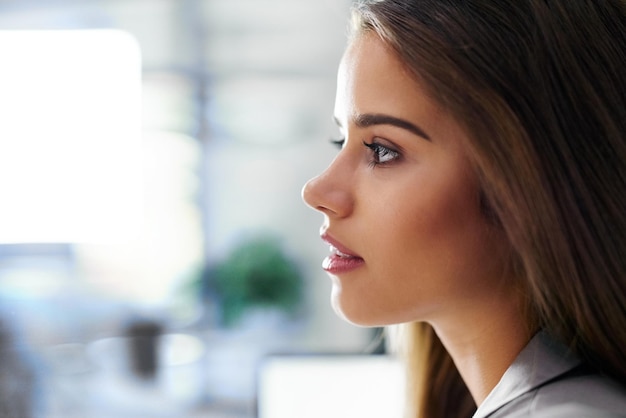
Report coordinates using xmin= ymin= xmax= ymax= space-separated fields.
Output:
xmin=474 ymin=331 xmax=626 ymax=417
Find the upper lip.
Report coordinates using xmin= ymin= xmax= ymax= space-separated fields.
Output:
xmin=321 ymin=232 xmax=362 ymax=258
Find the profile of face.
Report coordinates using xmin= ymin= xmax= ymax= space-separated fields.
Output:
xmin=302 ymin=33 xmax=513 ymax=327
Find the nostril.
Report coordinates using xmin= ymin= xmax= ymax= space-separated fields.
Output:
xmin=302 ymin=176 xmax=332 ymax=214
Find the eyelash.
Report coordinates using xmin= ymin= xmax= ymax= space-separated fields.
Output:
xmin=330 ymin=138 xmax=345 ymax=149
xmin=329 ymin=137 xmax=400 ymax=167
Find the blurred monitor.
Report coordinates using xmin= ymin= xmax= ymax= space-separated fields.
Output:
xmin=257 ymin=354 xmax=405 ymax=418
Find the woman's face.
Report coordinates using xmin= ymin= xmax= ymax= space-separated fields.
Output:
xmin=302 ymin=33 xmax=512 ymax=327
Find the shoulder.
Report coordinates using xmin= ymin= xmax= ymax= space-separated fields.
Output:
xmin=487 ymin=367 xmax=626 ymax=418
xmin=476 ymin=332 xmax=626 ymax=418
xmin=528 ymin=369 xmax=626 ymax=418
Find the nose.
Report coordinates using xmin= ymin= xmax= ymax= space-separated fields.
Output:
xmin=301 ymin=160 xmax=354 ymax=219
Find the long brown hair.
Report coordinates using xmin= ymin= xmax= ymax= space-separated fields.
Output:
xmin=351 ymin=1 xmax=626 ymax=417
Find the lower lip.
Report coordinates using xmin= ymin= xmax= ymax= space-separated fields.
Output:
xmin=322 ymin=254 xmax=365 ymax=275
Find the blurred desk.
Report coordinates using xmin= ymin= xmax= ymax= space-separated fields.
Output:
xmin=42 ymin=334 xmax=255 ymax=418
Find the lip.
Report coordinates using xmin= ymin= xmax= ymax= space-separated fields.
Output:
xmin=320 ymin=233 xmax=365 ymax=275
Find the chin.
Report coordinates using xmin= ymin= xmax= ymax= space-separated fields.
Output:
xmin=331 ymin=297 xmax=395 ymax=328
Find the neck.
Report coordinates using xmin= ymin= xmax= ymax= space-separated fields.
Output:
xmin=430 ymin=293 xmax=533 ymax=406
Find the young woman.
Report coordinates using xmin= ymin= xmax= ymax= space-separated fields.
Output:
xmin=302 ymin=1 xmax=626 ymax=417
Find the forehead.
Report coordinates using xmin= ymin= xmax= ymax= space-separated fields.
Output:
xmin=334 ymin=33 xmax=434 ymax=124
xmin=338 ymin=32 xmax=413 ymax=92
xmin=335 ymin=32 xmax=421 ymax=116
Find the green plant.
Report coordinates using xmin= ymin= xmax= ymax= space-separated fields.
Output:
xmin=204 ymin=235 xmax=303 ymax=327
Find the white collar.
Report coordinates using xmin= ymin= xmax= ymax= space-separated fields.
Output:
xmin=473 ymin=331 xmax=581 ymax=418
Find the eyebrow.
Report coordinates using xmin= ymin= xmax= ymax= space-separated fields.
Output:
xmin=334 ymin=113 xmax=431 ymax=141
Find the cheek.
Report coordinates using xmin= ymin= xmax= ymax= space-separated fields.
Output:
xmin=406 ymin=184 xmax=509 ymax=301
xmin=406 ymin=180 xmax=494 ymax=276
xmin=331 ymin=161 xmax=510 ymax=326
xmin=370 ymin=175 xmax=503 ymax=319
xmin=389 ymin=170 xmax=483 ymax=260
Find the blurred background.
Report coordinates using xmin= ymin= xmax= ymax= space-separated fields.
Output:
xmin=0 ymin=0 xmax=384 ymax=417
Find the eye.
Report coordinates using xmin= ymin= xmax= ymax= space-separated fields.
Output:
xmin=363 ymin=141 xmax=400 ymax=166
